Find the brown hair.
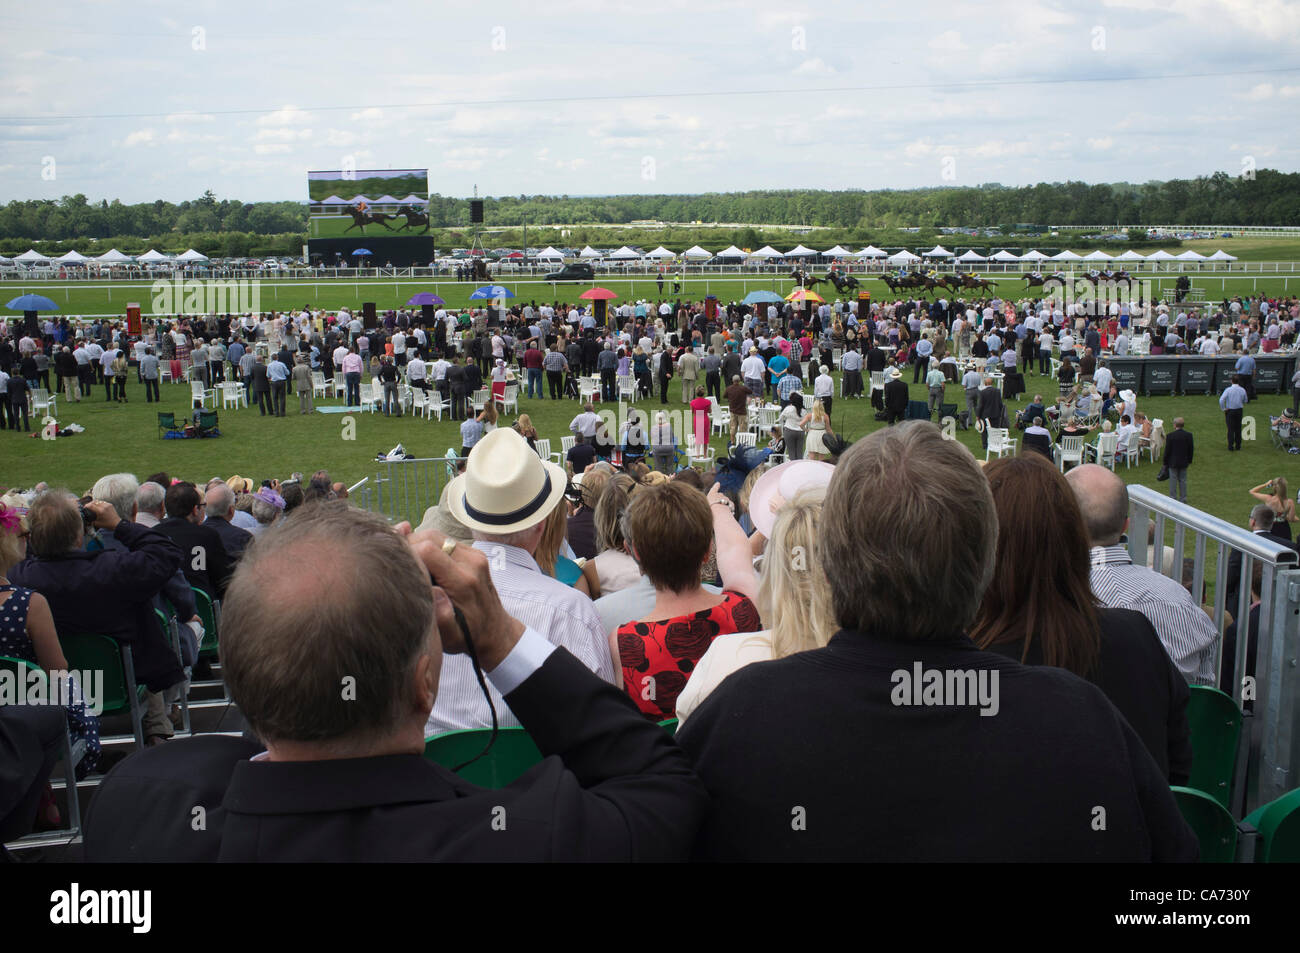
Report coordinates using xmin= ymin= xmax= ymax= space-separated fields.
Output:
xmin=970 ymin=454 xmax=1101 ymax=677
xmin=221 ymin=506 xmax=434 ymax=745
xmin=819 ymin=423 xmax=995 ymax=638
xmin=624 ymin=481 xmax=712 ymax=593
xmin=27 ymin=491 xmax=83 ymax=557
xmin=594 ymin=473 xmax=637 ymax=553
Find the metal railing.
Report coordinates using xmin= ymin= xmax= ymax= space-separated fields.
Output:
xmin=1126 ymin=485 xmax=1300 ymax=814
xmin=354 ymin=456 xmax=460 ymax=527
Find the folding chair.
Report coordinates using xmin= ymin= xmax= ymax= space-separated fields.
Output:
xmin=157 ymin=411 xmax=186 ymax=438
xmin=194 ymin=409 xmax=220 ymax=437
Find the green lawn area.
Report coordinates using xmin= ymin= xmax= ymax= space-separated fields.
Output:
xmin=6 ymin=272 xmax=1300 ymax=318
xmin=5 ymin=361 xmax=1293 ymax=541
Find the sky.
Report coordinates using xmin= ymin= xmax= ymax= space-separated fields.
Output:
xmin=1 ymin=0 xmax=1298 ymax=204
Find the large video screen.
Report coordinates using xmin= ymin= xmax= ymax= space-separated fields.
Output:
xmin=307 ymin=168 xmax=429 ymax=237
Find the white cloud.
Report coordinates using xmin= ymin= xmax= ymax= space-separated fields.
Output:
xmin=253 ymin=143 xmax=291 ymax=155
xmin=792 ymin=57 xmax=835 ymax=75
xmin=123 ymin=129 xmax=155 ymax=147
xmin=256 ymin=105 xmax=311 ymax=127
xmin=1087 ymin=136 xmax=1115 ymax=150
xmin=928 ymin=30 xmax=967 ymax=51
xmin=253 ymin=127 xmax=313 ymax=142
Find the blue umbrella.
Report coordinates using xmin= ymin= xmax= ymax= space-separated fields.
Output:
xmin=5 ymin=294 xmax=59 ymax=311
xmin=742 ymin=290 xmax=783 ymax=305
xmin=469 ymin=285 xmax=515 ymax=300
xmin=351 ymin=248 xmax=372 ymax=256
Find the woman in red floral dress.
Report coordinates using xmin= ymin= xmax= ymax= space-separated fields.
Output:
xmin=613 ymin=480 xmax=760 ymax=719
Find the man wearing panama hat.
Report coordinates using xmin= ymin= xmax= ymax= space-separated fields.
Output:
xmin=427 ymin=428 xmax=616 ymax=733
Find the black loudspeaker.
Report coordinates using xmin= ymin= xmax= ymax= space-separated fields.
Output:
xmin=363 ymin=302 xmax=377 ymax=329
xmin=420 ymin=304 xmax=435 ymax=326
xmin=469 ymin=200 xmax=484 ymax=224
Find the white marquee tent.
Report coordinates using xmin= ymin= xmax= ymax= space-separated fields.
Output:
xmin=1176 ymin=250 xmax=1207 ymax=261
xmin=176 ymin=249 xmax=209 ymax=262
xmin=1020 ymin=250 xmax=1048 ymax=261
xmin=1082 ymin=250 xmax=1112 ymax=261
xmin=137 ymin=249 xmax=171 ymax=263
xmin=535 ymin=246 xmax=566 ymax=260
xmin=956 ymin=249 xmax=987 ymax=262
xmin=96 ymin=248 xmax=134 ymax=263
xmin=785 ymin=244 xmax=818 ymax=258
xmin=855 ymin=245 xmax=887 ymax=258
xmin=750 ymin=245 xmax=784 ymax=259
xmin=578 ymin=246 xmax=601 ymax=259
xmin=888 ymin=250 xmax=921 ymax=263
xmin=645 ymin=246 xmax=676 ymax=259
xmin=922 ymin=245 xmax=953 ymax=257
xmin=57 ymin=250 xmax=91 ymax=263
xmin=1115 ymin=250 xmax=1146 ymax=261
xmin=608 ymin=246 xmax=640 ymax=260
xmin=715 ymin=245 xmax=746 ymax=258
xmin=1051 ymin=250 xmax=1082 ymax=261
xmin=822 ymin=245 xmax=852 ymax=257
xmin=990 ymin=250 xmax=1021 ymax=262
xmin=682 ymin=245 xmax=712 ymax=259
xmin=1207 ymin=249 xmax=1237 ymax=261
xmin=1145 ymin=250 xmax=1175 ymax=261
xmin=15 ymin=249 xmax=50 ymax=262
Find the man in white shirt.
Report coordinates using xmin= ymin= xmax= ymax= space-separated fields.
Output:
xmin=1093 ymin=362 xmax=1113 ymax=397
xmin=740 ymin=348 xmax=766 ymax=398
xmin=426 ymin=429 xmax=616 ymax=733
xmin=570 ymin=403 xmax=600 ymax=444
xmin=392 ymin=330 xmax=407 ymax=365
xmin=1116 ymin=415 xmax=1138 ymax=457
xmin=406 ymin=353 xmax=428 ymax=391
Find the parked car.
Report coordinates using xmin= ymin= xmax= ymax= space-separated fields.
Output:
xmin=543 ymin=262 xmax=595 ymax=282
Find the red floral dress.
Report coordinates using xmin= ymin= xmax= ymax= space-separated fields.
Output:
xmin=617 ymin=591 xmax=760 ymax=719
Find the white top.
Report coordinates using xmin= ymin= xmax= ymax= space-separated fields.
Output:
xmin=675 ymin=630 xmax=775 ymax=726
xmin=591 ymin=549 xmax=641 ymax=596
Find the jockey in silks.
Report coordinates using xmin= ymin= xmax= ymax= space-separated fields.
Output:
xmin=356 ymin=200 xmax=368 ymax=213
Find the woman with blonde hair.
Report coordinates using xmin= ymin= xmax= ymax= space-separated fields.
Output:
xmin=1250 ymin=476 xmax=1297 ymax=541
xmin=534 ymin=498 xmax=599 ymax=597
xmin=591 ymin=474 xmax=641 ymax=595
xmin=512 ymin=412 xmax=538 ymax=450
xmin=676 ymin=486 xmax=834 ymax=725
xmin=803 ymin=399 xmax=834 ymax=461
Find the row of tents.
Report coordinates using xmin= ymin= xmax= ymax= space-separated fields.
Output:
xmin=550 ymin=244 xmax=1239 ymax=263
xmin=0 ymin=248 xmax=210 ymax=266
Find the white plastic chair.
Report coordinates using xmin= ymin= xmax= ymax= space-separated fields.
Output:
xmin=616 ymin=376 xmax=636 ymax=401
xmin=559 ymin=435 xmax=576 ymax=462
xmin=535 ymin=438 xmax=552 ymax=462
xmin=190 ymin=379 xmax=215 ymax=408
xmin=733 ymin=431 xmax=756 ymax=448
xmin=411 ymin=388 xmax=430 ymax=420
xmin=1120 ymin=432 xmax=1141 ymax=468
xmin=31 ymin=388 xmax=56 ymax=417
xmin=470 ymin=388 xmax=490 ymax=414
xmin=985 ymin=424 xmax=1018 ymax=460
xmin=709 ymin=397 xmax=730 ymax=436
xmin=501 ymin=384 xmax=519 ymax=415
xmin=1086 ymin=431 xmax=1118 ymax=470
xmin=312 ymin=371 xmax=330 ymax=399
xmin=428 ymin=390 xmax=450 ymax=421
xmin=686 ymin=433 xmax=714 ymax=467
xmin=869 ymin=371 xmax=886 ymax=402
xmin=1056 ymin=434 xmax=1084 ymax=471
xmin=219 ymin=382 xmax=244 ymax=410
xmin=579 ymin=377 xmax=600 ymax=403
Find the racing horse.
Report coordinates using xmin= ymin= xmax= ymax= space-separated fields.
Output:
xmin=1021 ymin=271 xmax=1071 ymax=290
xmin=396 ymin=204 xmax=430 ymax=233
xmin=790 ymin=268 xmax=823 ymax=291
xmin=824 ymin=270 xmax=861 ymax=294
xmin=956 ymin=272 xmax=998 ymax=291
xmin=344 ymin=206 xmax=397 ymax=233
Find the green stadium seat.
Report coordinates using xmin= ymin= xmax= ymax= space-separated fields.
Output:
xmin=658 ymin=718 xmax=678 ymax=737
xmin=1186 ymin=685 xmax=1242 ymax=809
xmin=58 ymin=632 xmax=145 ymax=749
xmin=1243 ymin=787 xmax=1300 ymax=863
xmin=1172 ymin=786 xmax=1238 ymax=863
xmin=423 ymin=727 xmax=542 ymax=788
xmin=191 ymin=587 xmax=220 ymax=659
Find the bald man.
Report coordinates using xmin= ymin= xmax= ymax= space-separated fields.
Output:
xmin=1065 ymin=464 xmax=1218 ymax=685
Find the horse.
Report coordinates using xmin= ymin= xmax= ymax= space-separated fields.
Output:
xmin=790 ymin=268 xmax=822 ymax=291
xmin=824 ymin=270 xmax=860 ymax=294
xmin=343 ymin=206 xmax=396 ymax=233
xmin=958 ymin=273 xmax=998 ymax=292
xmin=396 ymin=205 xmax=430 ymax=233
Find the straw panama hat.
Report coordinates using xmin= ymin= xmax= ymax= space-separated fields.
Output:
xmin=445 ymin=428 xmax=568 ymax=535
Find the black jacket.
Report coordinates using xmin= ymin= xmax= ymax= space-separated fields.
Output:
xmin=866 ymin=347 xmax=888 ymax=373
xmin=976 ymin=386 xmax=1008 ymax=428
xmin=84 ymin=648 xmax=709 ymax=862
xmin=883 ymin=378 xmax=909 ymax=413
xmin=677 ymin=629 xmax=1197 ymax=861
xmin=248 ymin=362 xmax=269 ymax=394
xmin=446 ymin=363 xmax=467 ymax=394
xmin=985 ymin=608 xmax=1192 ymax=785
xmin=1162 ymin=427 xmax=1193 ymax=469
xmin=1225 ymin=531 xmax=1297 ymax=611
xmin=155 ymin=517 xmax=234 ymax=599
xmin=204 ymin=516 xmax=253 ymax=560
xmin=9 ymin=521 xmax=185 ymax=692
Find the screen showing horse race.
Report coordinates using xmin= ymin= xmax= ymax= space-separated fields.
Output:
xmin=307 ymin=168 xmax=430 ymax=237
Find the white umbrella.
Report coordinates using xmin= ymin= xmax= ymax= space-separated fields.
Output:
xmin=644 ymin=246 xmax=676 ymax=259
xmin=1207 ymin=249 xmax=1237 ymax=261
xmin=855 ymin=245 xmax=887 ymax=258
xmin=15 ymin=249 xmax=50 ymax=262
xmin=1082 ymin=250 xmax=1112 ymax=261
xmin=1176 ymin=250 xmax=1207 ymax=261
xmin=682 ymin=245 xmax=712 ymax=259
xmin=137 ymin=249 xmax=171 ymax=263
xmin=922 ymin=245 xmax=953 ymax=257
xmin=578 ymin=246 xmax=601 ymax=259
xmin=715 ymin=245 xmax=746 ymax=258
xmin=1145 ymin=250 xmax=1175 ymax=261
xmin=1019 ymin=250 xmax=1048 ymax=261
xmin=176 ymin=248 xmax=209 ymax=262
xmin=1115 ymin=250 xmax=1146 ymax=261
xmin=608 ymin=246 xmax=640 ymax=260
xmin=956 ymin=250 xmax=987 ymax=262
xmin=1051 ymin=250 xmax=1082 ymax=261
xmin=56 ymin=250 xmax=90 ymax=263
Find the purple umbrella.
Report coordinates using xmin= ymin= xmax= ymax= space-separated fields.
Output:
xmin=405 ymin=292 xmax=445 ymax=306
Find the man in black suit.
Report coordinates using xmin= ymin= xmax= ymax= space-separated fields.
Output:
xmin=248 ymin=355 xmax=271 ymax=416
xmin=975 ymin=376 xmax=1008 ymax=449
xmin=155 ymin=482 xmax=234 ymax=600
xmin=676 ymin=423 xmax=1197 ymax=861
xmin=84 ymin=505 xmax=708 ymax=862
xmin=882 ymin=369 xmax=908 ymax=425
xmin=447 ymin=355 xmax=468 ymax=420
xmin=201 ymin=481 xmax=253 ymax=560
xmin=1161 ymin=416 xmax=1193 ymax=504
xmin=1224 ymin=504 xmax=1298 ymax=614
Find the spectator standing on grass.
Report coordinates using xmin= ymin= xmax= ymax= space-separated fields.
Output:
xmin=1162 ymin=418 xmax=1193 ymax=504
xmin=1219 ymin=374 xmax=1247 ymax=452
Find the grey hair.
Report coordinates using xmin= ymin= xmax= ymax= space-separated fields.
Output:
xmin=136 ymin=481 xmax=166 ymax=517
xmin=91 ymin=472 xmax=140 ymax=522
xmin=205 ymin=483 xmax=235 ymax=518
xmin=1251 ymin=504 xmax=1276 ymax=531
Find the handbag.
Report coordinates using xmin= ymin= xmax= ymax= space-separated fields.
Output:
xmin=1156 ymin=465 xmax=1170 ymax=482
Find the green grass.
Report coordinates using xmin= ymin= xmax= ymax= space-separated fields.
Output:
xmin=6 ymin=362 xmax=1293 ymax=541
xmin=7 ymin=273 xmax=1300 ymax=319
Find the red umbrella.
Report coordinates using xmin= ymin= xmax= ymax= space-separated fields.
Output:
xmin=579 ymin=287 xmax=618 ymax=300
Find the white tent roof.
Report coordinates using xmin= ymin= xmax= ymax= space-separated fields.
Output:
xmin=578 ymin=246 xmax=601 ymax=258
xmin=644 ymin=246 xmax=676 ymax=259
xmin=1145 ymin=250 xmax=1175 ymax=261
xmin=608 ymin=246 xmax=640 ymax=260
xmin=956 ymin=249 xmax=987 ymax=262
xmin=96 ymin=248 xmax=133 ymax=263
xmin=535 ymin=246 xmax=566 ymax=260
xmin=1082 ymin=250 xmax=1112 ymax=261
xmin=399 ymin=194 xmax=428 ymax=204
xmin=682 ymin=245 xmax=711 ymax=259
xmin=1019 ymin=250 xmax=1048 ymax=260
xmin=785 ymin=244 xmax=818 ymax=257
xmin=1175 ymin=250 xmax=1207 ymax=261
xmin=922 ymin=245 xmax=953 ymax=257
xmin=1051 ymin=250 xmax=1082 ymax=260
xmin=15 ymin=249 xmax=50 ymax=262
xmin=350 ymin=195 xmax=370 ymax=204
xmin=1207 ymin=249 xmax=1237 ymax=261
xmin=318 ymin=195 xmax=349 ymax=205
xmin=0 ymin=256 xmax=10 ymax=264
xmin=822 ymin=245 xmax=851 ymax=256
xmin=1115 ymin=250 xmax=1146 ymax=261
xmin=137 ymin=249 xmax=171 ymax=263
xmin=57 ymin=250 xmax=90 ymax=263
xmin=855 ymin=245 xmax=886 ymax=258
xmin=372 ymin=195 xmax=401 ymax=204
xmin=990 ymin=250 xmax=1021 ymax=261
xmin=176 ymin=248 xmax=209 ymax=262
xmin=715 ymin=245 xmax=746 ymax=258
xmin=750 ymin=245 xmax=784 ymax=258
xmin=888 ymin=250 xmax=920 ymax=262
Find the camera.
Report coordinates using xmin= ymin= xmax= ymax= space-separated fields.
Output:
xmin=77 ymin=496 xmax=96 ymax=526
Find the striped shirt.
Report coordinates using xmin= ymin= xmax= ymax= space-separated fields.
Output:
xmin=424 ymin=541 xmax=615 ymax=734
xmin=1088 ymin=544 xmax=1219 ymax=685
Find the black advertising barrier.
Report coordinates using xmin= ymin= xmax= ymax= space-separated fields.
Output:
xmin=1143 ymin=358 xmax=1179 ymax=396
xmin=1255 ymin=354 xmax=1297 ymax=394
xmin=1214 ymin=358 xmax=1239 ymax=393
xmin=1105 ymin=357 xmax=1144 ymax=394
xmin=1178 ymin=357 xmax=1216 ymax=395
